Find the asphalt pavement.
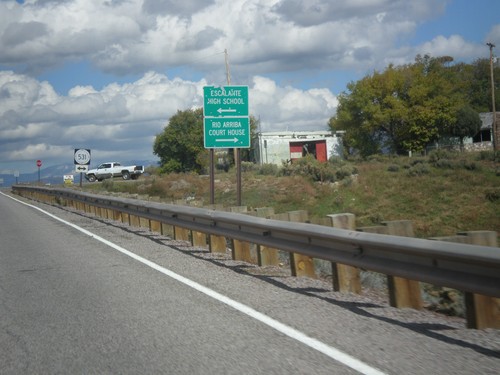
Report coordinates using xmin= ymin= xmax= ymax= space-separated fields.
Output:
xmin=0 ymin=191 xmax=498 ymax=374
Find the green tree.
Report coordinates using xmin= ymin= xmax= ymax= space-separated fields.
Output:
xmin=330 ymin=55 xmax=468 ymax=156
xmin=153 ymin=108 xmax=205 ymax=173
xmin=466 ymin=58 xmax=500 ymax=113
xmin=447 ymin=106 xmax=482 ymax=149
xmin=240 ymin=115 xmax=259 ymax=162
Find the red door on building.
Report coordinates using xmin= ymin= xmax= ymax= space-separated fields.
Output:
xmin=289 ymin=140 xmax=327 ymax=162
xmin=315 ymin=141 xmax=327 ymax=162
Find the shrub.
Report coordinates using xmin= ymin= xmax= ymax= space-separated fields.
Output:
xmin=102 ymin=179 xmax=115 ymax=190
xmin=406 ymin=163 xmax=430 ymax=176
xmin=258 ymin=163 xmax=280 ymax=176
xmin=434 ymin=159 xmax=454 ymax=169
xmin=336 ymin=165 xmax=357 ymax=180
xmin=478 ymin=150 xmax=499 ymax=162
xmin=460 ymin=160 xmax=478 ymax=171
xmin=145 ymin=165 xmax=160 ymax=176
xmin=241 ymin=161 xmax=257 ymax=172
xmin=428 ymin=149 xmax=458 ymax=163
xmin=409 ymin=158 xmax=426 ymax=166
xmin=387 ymin=164 xmax=399 ymax=172
xmin=328 ymin=156 xmax=346 ymax=166
xmin=485 ymin=188 xmax=500 ymax=202
xmin=280 ymin=156 xmax=337 ymax=182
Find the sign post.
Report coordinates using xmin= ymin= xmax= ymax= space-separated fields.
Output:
xmin=36 ymin=159 xmax=42 ymax=184
xmin=74 ymin=149 xmax=91 ymax=187
xmin=203 ymin=86 xmax=249 ymax=205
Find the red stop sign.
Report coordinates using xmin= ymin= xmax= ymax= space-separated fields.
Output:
xmin=36 ymin=159 xmax=42 ymax=167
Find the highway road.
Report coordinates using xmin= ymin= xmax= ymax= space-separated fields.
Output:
xmin=0 ymin=190 xmax=499 ymax=374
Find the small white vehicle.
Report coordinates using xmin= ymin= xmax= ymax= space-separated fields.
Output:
xmin=85 ymin=162 xmax=144 ymax=182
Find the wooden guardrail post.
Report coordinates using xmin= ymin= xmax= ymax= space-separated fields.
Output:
xmin=191 ymin=230 xmax=207 ymax=248
xmin=187 ymin=201 xmax=207 ymax=248
xmin=150 ymin=219 xmax=161 ymax=234
xmin=174 ymin=225 xmax=190 ymax=242
xmin=229 ymin=206 xmax=258 ymax=264
xmin=250 ymin=208 xmax=280 ymax=266
xmin=358 ymin=221 xmax=423 ymax=309
xmin=160 ymin=222 xmax=174 ymax=237
xmin=383 ymin=220 xmax=423 ymax=310
xmin=105 ymin=207 xmax=114 ymax=220
xmin=209 ymin=235 xmax=227 ymax=254
xmin=433 ymin=231 xmax=499 ymax=329
xmin=204 ymin=205 xmax=227 ymax=254
xmin=327 ymin=213 xmax=361 ymax=294
xmin=139 ymin=216 xmax=150 ymax=229
xmin=287 ymin=210 xmax=316 ymax=278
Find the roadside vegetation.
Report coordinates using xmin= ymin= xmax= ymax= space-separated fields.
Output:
xmin=82 ymin=149 xmax=499 ymax=241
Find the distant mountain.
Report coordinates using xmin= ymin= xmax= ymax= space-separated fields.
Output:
xmin=0 ymin=160 xmax=158 ymax=187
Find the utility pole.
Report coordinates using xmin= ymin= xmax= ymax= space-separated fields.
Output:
xmin=225 ymin=49 xmax=242 ymax=206
xmin=487 ymin=42 xmax=498 ymax=151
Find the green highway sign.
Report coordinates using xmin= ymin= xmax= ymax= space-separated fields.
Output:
xmin=203 ymin=86 xmax=249 ymax=117
xmin=204 ymin=117 xmax=250 ymax=148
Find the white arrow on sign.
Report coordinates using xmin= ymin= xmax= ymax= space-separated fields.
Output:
xmin=216 ymin=138 xmax=239 ymax=143
xmin=217 ymin=108 xmax=237 ymax=114
xmin=75 ymin=165 xmax=89 ymax=172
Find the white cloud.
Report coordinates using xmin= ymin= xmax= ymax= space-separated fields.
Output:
xmin=0 ymin=0 xmax=453 ymax=76
xmin=415 ymin=35 xmax=484 ymax=60
xmin=486 ymin=24 xmax=500 ymax=46
xmin=0 ymin=71 xmax=337 ymax=169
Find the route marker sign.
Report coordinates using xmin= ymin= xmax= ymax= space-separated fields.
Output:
xmin=74 ymin=148 xmax=91 ymax=165
xmin=203 ymin=85 xmax=249 ymax=149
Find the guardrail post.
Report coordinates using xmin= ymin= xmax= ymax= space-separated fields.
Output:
xmin=251 ymin=208 xmax=280 ymax=266
xmin=209 ymin=235 xmax=227 ymax=253
xmin=383 ymin=220 xmax=423 ymax=310
xmin=358 ymin=221 xmax=423 ymax=310
xmin=105 ymin=207 xmax=114 ymax=220
xmin=139 ymin=216 xmax=150 ymax=229
xmin=204 ymin=205 xmax=227 ymax=254
xmin=435 ymin=231 xmax=500 ymax=329
xmin=174 ymin=225 xmax=190 ymax=242
xmin=97 ymin=206 xmax=105 ymax=218
xmin=160 ymin=222 xmax=173 ymax=237
xmin=150 ymin=220 xmax=161 ymax=234
xmin=121 ymin=211 xmax=130 ymax=225
xmin=229 ymin=206 xmax=257 ymax=264
xmin=327 ymin=213 xmax=361 ymax=294
xmin=191 ymin=231 xmax=207 ymax=248
xmin=129 ymin=214 xmax=140 ymax=227
xmin=287 ymin=210 xmax=316 ymax=278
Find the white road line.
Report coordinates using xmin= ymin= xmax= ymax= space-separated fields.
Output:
xmin=3 ymin=191 xmax=387 ymax=375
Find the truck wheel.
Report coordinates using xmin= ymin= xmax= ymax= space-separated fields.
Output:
xmin=87 ymin=174 xmax=96 ymax=182
xmin=122 ymin=171 xmax=131 ymax=180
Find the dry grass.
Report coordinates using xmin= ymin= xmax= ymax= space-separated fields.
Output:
xmin=83 ymin=152 xmax=500 ymax=241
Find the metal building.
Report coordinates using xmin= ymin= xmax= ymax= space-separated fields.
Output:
xmin=253 ymin=131 xmax=344 ymax=165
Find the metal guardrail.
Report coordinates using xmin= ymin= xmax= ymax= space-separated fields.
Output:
xmin=11 ymin=185 xmax=500 ymax=299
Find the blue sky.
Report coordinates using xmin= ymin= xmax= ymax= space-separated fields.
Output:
xmin=1 ymin=0 xmax=499 ymax=174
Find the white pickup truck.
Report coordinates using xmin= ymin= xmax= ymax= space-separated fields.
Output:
xmin=85 ymin=162 xmax=145 ymax=182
